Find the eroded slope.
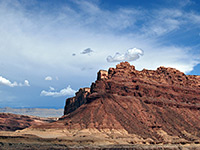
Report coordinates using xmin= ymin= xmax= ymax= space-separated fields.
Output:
xmin=33 ymin=62 xmax=200 ymax=143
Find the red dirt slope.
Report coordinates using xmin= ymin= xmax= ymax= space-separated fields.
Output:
xmin=0 ymin=113 xmax=56 ymax=131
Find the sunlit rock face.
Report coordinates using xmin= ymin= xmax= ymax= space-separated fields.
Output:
xmin=64 ymin=87 xmax=91 ymax=115
xmin=61 ymin=62 xmax=200 ymax=143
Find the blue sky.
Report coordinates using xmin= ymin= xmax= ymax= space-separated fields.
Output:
xmin=0 ymin=0 xmax=200 ymax=108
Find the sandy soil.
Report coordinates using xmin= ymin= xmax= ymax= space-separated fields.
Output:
xmin=0 ymin=128 xmax=200 ymax=150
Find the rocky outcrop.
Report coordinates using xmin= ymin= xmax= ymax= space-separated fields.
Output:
xmin=64 ymin=87 xmax=90 ymax=115
xmin=64 ymin=62 xmax=200 ymax=115
xmin=0 ymin=113 xmax=57 ymax=131
xmin=36 ymin=61 xmax=200 ymax=144
xmin=97 ymin=70 xmax=108 ymax=80
xmin=64 ymin=70 xmax=110 ymax=115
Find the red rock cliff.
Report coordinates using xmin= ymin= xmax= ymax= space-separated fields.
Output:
xmin=61 ymin=62 xmax=200 ymax=142
xmin=64 ymin=62 xmax=200 ymax=115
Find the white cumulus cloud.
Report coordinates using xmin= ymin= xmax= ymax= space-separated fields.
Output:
xmin=45 ymin=76 xmax=52 ymax=81
xmin=24 ymin=80 xmax=30 ymax=86
xmin=40 ymin=85 xmax=76 ymax=97
xmin=19 ymin=80 xmax=30 ymax=87
xmin=0 ymin=76 xmax=30 ymax=87
xmin=107 ymin=48 xmax=144 ymax=63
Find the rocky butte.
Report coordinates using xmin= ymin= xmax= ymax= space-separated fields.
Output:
xmin=1 ymin=62 xmax=200 ymax=149
xmin=41 ymin=62 xmax=200 ymax=144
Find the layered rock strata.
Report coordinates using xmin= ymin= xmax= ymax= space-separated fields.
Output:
xmin=64 ymin=62 xmax=200 ymax=115
xmin=41 ymin=62 xmax=200 ymax=143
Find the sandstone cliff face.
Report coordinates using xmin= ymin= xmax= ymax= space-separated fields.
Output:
xmin=64 ymin=62 xmax=200 ymax=115
xmin=64 ymin=88 xmax=90 ymax=115
xmin=59 ymin=62 xmax=200 ymax=143
xmin=64 ymin=70 xmax=109 ymax=115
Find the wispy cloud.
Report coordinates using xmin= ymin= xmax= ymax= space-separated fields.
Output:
xmin=49 ymin=86 xmax=55 ymax=91
xmin=81 ymin=48 xmax=94 ymax=55
xmin=141 ymin=8 xmax=200 ymax=37
xmin=107 ymin=48 xmax=144 ymax=63
xmin=71 ymin=0 xmax=142 ymax=31
xmin=0 ymin=76 xmax=30 ymax=87
xmin=40 ymin=86 xmax=76 ymax=97
xmin=45 ymin=76 xmax=52 ymax=81
xmin=141 ymin=9 xmax=183 ymax=36
xmin=179 ymin=0 xmax=193 ymax=7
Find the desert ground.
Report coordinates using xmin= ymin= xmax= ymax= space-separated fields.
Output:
xmin=0 ymin=127 xmax=200 ymax=150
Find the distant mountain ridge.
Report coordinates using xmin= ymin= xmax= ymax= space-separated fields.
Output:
xmin=0 ymin=107 xmax=63 ymax=117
